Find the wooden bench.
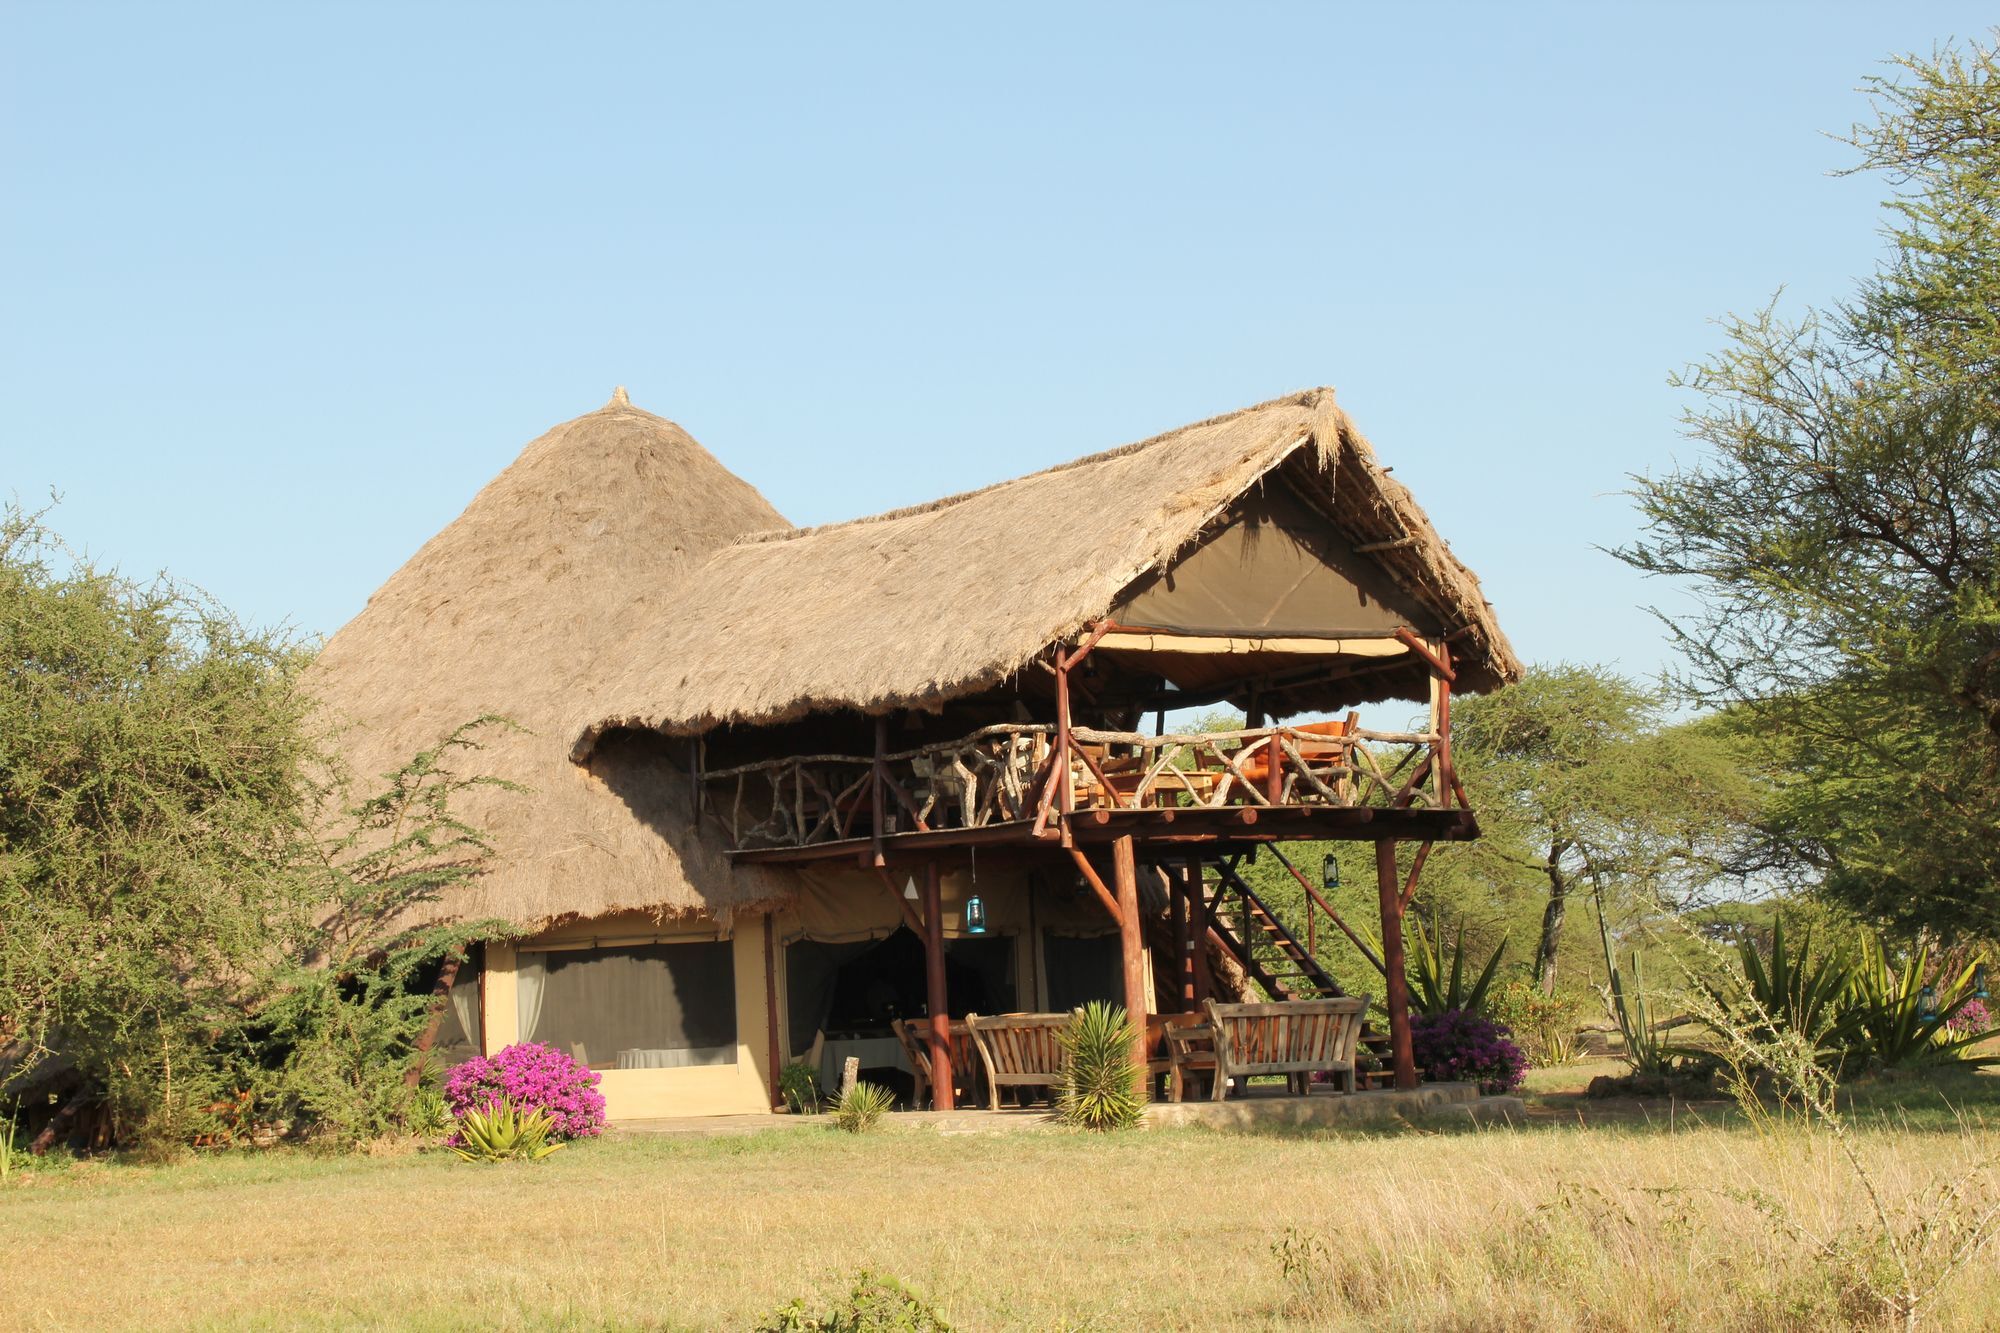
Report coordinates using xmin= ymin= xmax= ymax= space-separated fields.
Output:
xmin=1204 ymin=996 xmax=1371 ymax=1099
xmin=892 ymin=1017 xmax=982 ymax=1109
xmin=965 ymin=1012 xmax=1072 ymax=1110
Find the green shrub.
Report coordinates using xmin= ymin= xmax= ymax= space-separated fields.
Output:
xmin=1489 ymin=981 xmax=1584 ymax=1067
xmin=831 ymin=1081 xmax=894 ymax=1134
xmin=449 ymin=1099 xmax=564 ymax=1163
xmin=779 ymin=1060 xmax=822 ymax=1114
xmin=755 ymin=1270 xmax=951 ymax=1331
xmin=1055 ymin=1001 xmax=1143 ymax=1131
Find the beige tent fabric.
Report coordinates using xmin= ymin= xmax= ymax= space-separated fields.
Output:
xmin=307 ymin=391 xmax=798 ymax=930
xmin=571 ymin=388 xmax=1519 ymax=754
xmin=1112 ymin=482 xmax=1434 ymax=638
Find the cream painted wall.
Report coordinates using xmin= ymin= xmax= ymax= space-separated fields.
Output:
xmin=483 ymin=914 xmax=775 ymax=1121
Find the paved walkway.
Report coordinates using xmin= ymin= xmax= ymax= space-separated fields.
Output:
xmin=613 ymin=1082 xmax=1523 ymax=1137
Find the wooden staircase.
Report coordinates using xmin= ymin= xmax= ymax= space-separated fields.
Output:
xmin=1199 ymin=854 xmax=1398 ymax=1085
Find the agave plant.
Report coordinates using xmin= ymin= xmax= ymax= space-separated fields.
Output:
xmin=1055 ymin=1001 xmax=1144 ymax=1131
xmin=1406 ymin=911 xmax=1506 ymax=1018
xmin=1712 ymin=919 xmax=1863 ymax=1069
xmin=450 ymin=1099 xmax=564 ymax=1163
xmin=1847 ymin=939 xmax=1998 ymax=1071
xmin=1607 ymin=951 xmax=1684 ymax=1077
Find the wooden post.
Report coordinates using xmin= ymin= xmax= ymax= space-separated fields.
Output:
xmin=922 ymin=859 xmax=954 ymax=1110
xmin=1168 ymin=861 xmax=1189 ymax=1009
xmin=1187 ymin=862 xmax=1214 ymax=1003
xmin=1111 ymin=834 xmax=1149 ymax=1076
xmin=1375 ymin=838 xmax=1417 ymax=1089
xmin=764 ymin=913 xmax=783 ymax=1110
xmin=1055 ymin=655 xmax=1075 ymax=824
xmin=404 ymin=954 xmax=462 ymax=1086
xmin=871 ymin=716 xmax=888 ymax=866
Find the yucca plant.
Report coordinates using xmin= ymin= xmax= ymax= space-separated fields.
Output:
xmin=1055 ymin=1001 xmax=1143 ymax=1131
xmin=449 ymin=1098 xmax=564 ymax=1163
xmin=831 ymin=1080 xmax=895 ymax=1133
xmin=1406 ymin=911 xmax=1506 ymax=1018
xmin=1847 ymin=939 xmax=1998 ymax=1071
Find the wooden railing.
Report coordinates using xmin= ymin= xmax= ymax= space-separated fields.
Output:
xmin=704 ymin=718 xmax=1452 ymax=851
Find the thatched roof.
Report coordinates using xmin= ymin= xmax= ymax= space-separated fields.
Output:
xmin=308 ymin=390 xmax=797 ymax=929
xmin=572 ymin=388 xmax=1519 ymax=753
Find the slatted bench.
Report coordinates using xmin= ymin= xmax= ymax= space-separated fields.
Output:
xmin=965 ymin=1012 xmax=1072 ymax=1110
xmin=1204 ymin=995 xmax=1371 ymax=1098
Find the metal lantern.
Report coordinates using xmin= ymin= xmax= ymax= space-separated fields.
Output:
xmin=1917 ymin=983 xmax=1939 ymax=1021
xmin=966 ymin=894 xmax=987 ymax=935
xmin=1322 ymin=853 xmax=1341 ymax=892
xmin=1973 ymin=962 xmax=1990 ymax=1000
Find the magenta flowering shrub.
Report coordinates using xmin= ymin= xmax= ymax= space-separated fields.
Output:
xmin=1946 ymin=997 xmax=1992 ymax=1035
xmin=1409 ymin=1008 xmax=1527 ymax=1094
xmin=445 ymin=1042 xmax=606 ymax=1139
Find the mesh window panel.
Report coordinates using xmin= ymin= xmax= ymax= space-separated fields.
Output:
xmin=1042 ymin=934 xmax=1123 ymax=1013
xmin=522 ymin=942 xmax=737 ymax=1069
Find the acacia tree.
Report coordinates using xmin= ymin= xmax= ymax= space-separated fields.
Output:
xmin=0 ymin=506 xmax=510 ymax=1151
xmin=1446 ymin=666 xmax=1765 ymax=995
xmin=1618 ymin=36 xmax=2000 ymax=936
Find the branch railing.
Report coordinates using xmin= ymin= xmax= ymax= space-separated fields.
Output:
xmin=705 ymin=718 xmax=1451 ymax=851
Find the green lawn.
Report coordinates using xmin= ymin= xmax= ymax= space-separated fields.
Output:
xmin=5 ymin=1067 xmax=1997 ymax=1330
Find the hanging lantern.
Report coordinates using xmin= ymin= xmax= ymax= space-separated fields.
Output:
xmin=1975 ymin=962 xmax=1990 ymax=1000
xmin=1917 ymin=983 xmax=1939 ymax=1021
xmin=1322 ymin=853 xmax=1341 ymax=893
xmin=965 ymin=895 xmax=987 ymax=935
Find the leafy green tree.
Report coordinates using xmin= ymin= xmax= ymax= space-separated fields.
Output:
xmin=0 ymin=506 xmax=511 ymax=1151
xmin=1617 ymin=36 xmax=2000 ymax=936
xmin=1446 ymin=666 xmax=1766 ymax=995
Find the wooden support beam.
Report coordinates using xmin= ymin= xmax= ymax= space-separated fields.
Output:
xmin=1376 ymin=839 xmax=1418 ymax=1090
xmin=1187 ymin=861 xmax=1214 ymax=1003
xmin=873 ymin=865 xmax=926 ymax=936
xmin=871 ymin=717 xmax=888 ymax=867
xmin=922 ymin=860 xmax=954 ymax=1111
xmin=1394 ymin=627 xmax=1457 ymax=683
xmin=763 ymin=914 xmax=783 ymax=1110
xmin=1399 ymin=841 xmax=1435 ymax=912
xmin=1111 ymin=834 xmax=1150 ymax=1076
xmin=1067 ymin=847 xmax=1125 ymax=925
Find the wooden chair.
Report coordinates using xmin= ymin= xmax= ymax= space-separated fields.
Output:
xmin=965 ymin=1012 xmax=1073 ymax=1110
xmin=892 ymin=1017 xmax=982 ymax=1108
xmin=1236 ymin=717 xmax=1353 ymax=788
xmin=1203 ymin=996 xmax=1371 ymax=1099
xmin=1153 ymin=1011 xmax=1218 ymax=1103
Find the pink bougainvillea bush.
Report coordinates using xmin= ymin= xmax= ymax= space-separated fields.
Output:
xmin=1409 ymin=1008 xmax=1527 ymax=1094
xmin=445 ymin=1042 xmax=606 ymax=1139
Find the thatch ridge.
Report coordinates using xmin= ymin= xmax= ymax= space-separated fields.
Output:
xmin=571 ymin=389 xmax=1518 ymax=753
xmin=308 ymin=390 xmax=798 ymax=931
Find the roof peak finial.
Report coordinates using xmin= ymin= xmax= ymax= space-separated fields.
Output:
xmin=610 ymin=385 xmax=630 ymax=407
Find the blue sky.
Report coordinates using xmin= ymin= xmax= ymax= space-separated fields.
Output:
xmin=4 ymin=5 xmax=1990 ymax=680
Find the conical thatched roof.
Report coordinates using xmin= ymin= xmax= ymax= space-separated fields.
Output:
xmin=572 ymin=388 xmax=1519 ymax=753
xmin=309 ymin=389 xmax=795 ymax=929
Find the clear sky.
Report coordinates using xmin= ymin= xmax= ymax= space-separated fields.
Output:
xmin=4 ymin=5 xmax=1990 ymax=679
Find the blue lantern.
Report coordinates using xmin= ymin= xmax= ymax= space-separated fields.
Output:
xmin=1975 ymin=963 xmax=1990 ymax=1000
xmin=1917 ymin=984 xmax=1939 ymax=1021
xmin=1322 ymin=854 xmax=1341 ymax=892
xmin=966 ymin=894 xmax=987 ymax=935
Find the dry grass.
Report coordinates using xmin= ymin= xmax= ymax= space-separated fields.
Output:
xmin=4 ymin=1076 xmax=1997 ymax=1331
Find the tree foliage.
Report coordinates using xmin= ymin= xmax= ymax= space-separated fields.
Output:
xmin=1618 ymin=35 xmax=2000 ymax=936
xmin=0 ymin=505 xmax=513 ymax=1151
